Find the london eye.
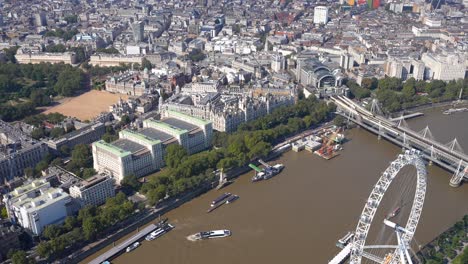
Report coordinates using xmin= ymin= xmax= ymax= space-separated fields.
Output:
xmin=350 ymin=149 xmax=427 ymax=264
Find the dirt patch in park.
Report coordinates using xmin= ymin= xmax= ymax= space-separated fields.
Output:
xmin=44 ymin=90 xmax=129 ymax=121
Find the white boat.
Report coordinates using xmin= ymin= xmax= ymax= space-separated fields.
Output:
xmin=145 ymin=224 xmax=174 ymax=241
xmin=273 ymin=164 xmax=284 ymax=171
xmin=126 ymin=242 xmax=140 ymax=253
xmin=188 ymin=230 xmax=231 ymax=241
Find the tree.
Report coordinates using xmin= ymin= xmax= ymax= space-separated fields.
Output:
xmin=35 ymin=159 xmax=49 ymax=174
xmin=121 ymin=174 xmax=141 ymax=191
xmin=49 ymin=127 xmax=65 ymax=139
xmin=82 ymin=168 xmax=96 ymax=179
xmin=378 ymin=77 xmax=402 ymax=91
xmin=102 ymin=133 xmax=118 ymax=143
xmin=64 ymin=15 xmax=78 ymax=24
xmin=42 ymin=225 xmax=62 ymax=240
xmin=50 ymin=158 xmax=63 ymax=167
xmin=64 ymin=216 xmax=78 ymax=231
xmin=10 ymin=250 xmax=35 ymax=264
xmin=141 ymin=58 xmax=153 ymax=70
xmin=30 ymin=90 xmax=51 ymax=106
xmin=37 ymin=242 xmax=52 ymax=259
xmin=333 ymin=116 xmax=346 ymax=127
xmin=71 ymin=144 xmax=92 ymax=168
xmin=3 ymin=46 xmax=19 ymax=63
xmin=82 ymin=217 xmax=98 ymax=240
xmin=59 ymin=145 xmax=71 ymax=156
xmin=402 ymin=80 xmax=416 ymax=102
xmin=165 ymin=144 xmax=188 ymax=168
xmin=147 ymin=185 xmax=166 ymax=206
xmin=31 ymin=127 xmax=46 ymax=140
xmin=24 ymin=167 xmax=35 ymax=178
xmin=119 ymin=115 xmax=131 ymax=126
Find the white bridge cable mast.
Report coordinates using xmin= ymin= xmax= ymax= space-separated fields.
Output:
xmin=349 ymin=149 xmax=427 ymax=264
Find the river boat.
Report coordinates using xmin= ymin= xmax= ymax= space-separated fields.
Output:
xmin=126 ymin=242 xmax=140 ymax=253
xmin=273 ymin=163 xmax=284 ymax=171
xmin=211 ymin=193 xmax=231 ymax=206
xmin=225 ymin=195 xmax=239 ymax=204
xmin=443 ymin=108 xmax=468 ymax=115
xmin=386 ymin=207 xmax=401 ymax=220
xmin=145 ymin=223 xmax=174 ymax=241
xmin=188 ymin=230 xmax=231 ymax=241
xmin=251 ymin=171 xmax=265 ymax=182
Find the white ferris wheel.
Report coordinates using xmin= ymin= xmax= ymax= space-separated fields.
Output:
xmin=350 ymin=149 xmax=427 ymax=264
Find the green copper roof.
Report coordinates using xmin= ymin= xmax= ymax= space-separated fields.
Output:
xmin=94 ymin=140 xmax=131 ymax=157
xmin=166 ymin=110 xmax=211 ymax=126
xmin=145 ymin=119 xmax=187 ymax=136
xmin=120 ymin=129 xmax=161 ymax=145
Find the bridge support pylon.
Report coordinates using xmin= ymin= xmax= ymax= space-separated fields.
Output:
xmin=449 ymin=160 xmax=465 ymax=187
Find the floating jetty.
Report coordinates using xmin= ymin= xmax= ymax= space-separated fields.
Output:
xmin=89 ymin=219 xmax=169 ymax=264
xmin=207 ymin=194 xmax=239 ymax=213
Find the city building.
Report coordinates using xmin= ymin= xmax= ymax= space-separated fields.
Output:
xmin=69 ymin=173 xmax=115 ymax=207
xmin=15 ymin=50 xmax=77 ymax=64
xmin=105 ymin=70 xmax=157 ymax=96
xmin=384 ymin=58 xmax=425 ymax=81
xmin=163 ymin=91 xmax=295 ymax=132
xmin=3 ymin=179 xmax=71 ymax=235
xmin=314 ymin=6 xmax=329 ymax=25
xmin=0 ymin=120 xmax=49 ymax=184
xmin=298 ymin=58 xmax=342 ymax=88
xmin=132 ymin=21 xmax=144 ymax=43
xmin=35 ymin=12 xmax=46 ymax=27
xmin=90 ymin=54 xmax=144 ymax=67
xmin=271 ymin=53 xmax=286 ymax=72
xmin=92 ymin=111 xmax=213 ymax=184
xmin=0 ymin=221 xmax=21 ymax=261
xmin=46 ymin=122 xmax=106 ymax=154
xmin=421 ymin=53 xmax=466 ymax=81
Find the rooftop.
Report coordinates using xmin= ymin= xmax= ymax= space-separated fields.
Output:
xmin=112 ymin=139 xmax=146 ymax=154
xmin=162 ymin=117 xmax=198 ymax=132
xmin=72 ymin=174 xmax=112 ymax=190
xmin=139 ymin=127 xmax=174 ymax=143
xmin=120 ymin=129 xmax=161 ymax=145
xmin=94 ymin=140 xmax=132 ymax=158
xmin=166 ymin=110 xmax=211 ymax=126
xmin=144 ymin=118 xmax=187 ymax=136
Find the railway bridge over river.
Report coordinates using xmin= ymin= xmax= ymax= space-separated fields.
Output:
xmin=330 ymin=95 xmax=468 ymax=187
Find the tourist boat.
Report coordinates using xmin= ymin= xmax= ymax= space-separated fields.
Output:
xmin=443 ymin=108 xmax=468 ymax=115
xmin=386 ymin=207 xmax=401 ymax=220
xmin=225 ymin=195 xmax=239 ymax=204
xmin=211 ymin=193 xmax=231 ymax=206
xmin=145 ymin=224 xmax=174 ymax=241
xmin=188 ymin=230 xmax=231 ymax=241
xmin=126 ymin=242 xmax=140 ymax=253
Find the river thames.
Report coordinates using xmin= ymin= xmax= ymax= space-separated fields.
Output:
xmin=84 ymin=106 xmax=468 ymax=264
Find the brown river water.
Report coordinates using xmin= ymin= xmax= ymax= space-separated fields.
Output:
xmin=83 ymin=106 xmax=468 ymax=264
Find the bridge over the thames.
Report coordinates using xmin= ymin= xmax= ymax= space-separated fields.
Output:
xmin=330 ymin=95 xmax=468 ymax=187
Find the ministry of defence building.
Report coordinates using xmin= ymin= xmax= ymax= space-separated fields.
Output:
xmin=92 ymin=110 xmax=212 ymax=184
